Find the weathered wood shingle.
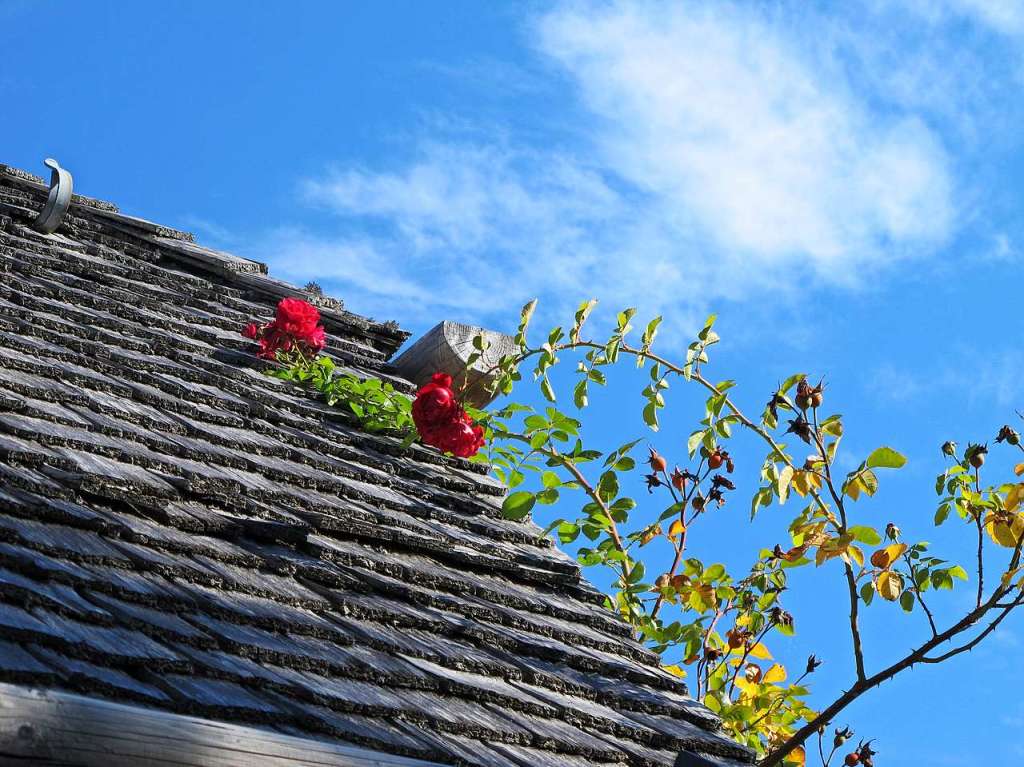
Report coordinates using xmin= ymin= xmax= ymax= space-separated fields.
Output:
xmin=0 ymin=163 xmax=754 ymax=767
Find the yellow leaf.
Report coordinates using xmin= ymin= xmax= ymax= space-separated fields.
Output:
xmin=748 ymin=642 xmax=773 ymax=660
xmin=777 ymin=465 xmax=794 ymax=504
xmin=1006 ymin=484 xmax=1024 ymax=513
xmin=662 ymin=664 xmax=687 ymax=679
xmin=985 ymin=512 xmax=1024 ymax=548
xmin=785 ymin=746 xmax=806 ymax=766
xmin=792 ymin=470 xmax=822 ymax=498
xmin=848 ymin=544 xmax=865 ymax=568
xmin=876 ymin=570 xmax=904 ymax=601
xmin=763 ymin=663 xmax=787 ymax=684
xmin=734 ymin=676 xmax=757 ymax=695
xmin=1015 ymin=463 xmax=1024 ymax=477
xmin=668 ymin=519 xmax=686 ymax=538
xmin=870 ymin=543 xmax=907 ymax=570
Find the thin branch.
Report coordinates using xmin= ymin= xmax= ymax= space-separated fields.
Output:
xmin=922 ymin=591 xmax=1024 ymax=664
xmin=973 ymin=466 xmax=985 ymax=608
xmin=505 ymin=434 xmax=634 ymax=588
xmin=761 ymin=581 xmax=1015 ymax=767
xmin=808 ymin=406 xmax=866 ymax=682
xmin=727 ymin=622 xmax=775 ymax=697
xmin=651 ymin=461 xmax=709 ymax=621
xmin=903 ymin=554 xmax=939 ymax=638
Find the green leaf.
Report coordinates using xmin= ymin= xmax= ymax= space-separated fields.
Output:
xmin=541 ymin=471 xmax=561 ymax=488
xmin=613 ymin=457 xmax=636 ymax=471
xmin=900 ymin=590 xmax=915 ymax=613
xmin=540 ymin=376 xmax=556 ymax=402
xmin=536 ymin=488 xmax=560 ymax=505
xmin=866 ymin=447 xmax=907 ymax=470
xmin=573 ymin=380 xmax=589 ymax=409
xmin=860 ymin=582 xmax=875 ymax=605
xmin=557 ymin=521 xmax=580 ymax=544
xmin=780 ymin=373 xmax=807 ymax=394
xmin=687 ymin=430 xmax=705 ymax=457
xmin=849 ymin=525 xmax=882 ymax=546
xmin=704 ymin=563 xmax=726 ymax=581
xmin=643 ymin=402 xmax=659 ymax=431
xmin=597 ymin=471 xmax=619 ymax=503
xmin=502 ymin=491 xmax=536 ymax=521
xmin=948 ymin=565 xmax=968 ymax=581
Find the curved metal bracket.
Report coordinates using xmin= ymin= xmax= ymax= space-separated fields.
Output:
xmin=31 ymin=158 xmax=73 ymax=234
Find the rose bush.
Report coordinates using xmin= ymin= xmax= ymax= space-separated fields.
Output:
xmin=242 ymin=299 xmax=484 ymax=458
xmin=243 ymin=295 xmax=1024 ymax=766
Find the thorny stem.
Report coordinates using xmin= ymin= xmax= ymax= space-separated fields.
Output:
xmin=504 ymin=434 xmax=636 ymax=607
xmin=974 ymin=466 xmax=985 ymax=608
xmin=762 ymin=532 xmax=1024 ymax=767
xmin=650 ymin=460 xmax=710 ymax=622
xmin=727 ymin=622 xmax=775 ymax=697
xmin=810 ymin=406 xmax=867 ymax=683
xmin=491 ymin=333 xmax=1024 ymax=765
xmin=903 ymin=553 xmax=939 ymax=638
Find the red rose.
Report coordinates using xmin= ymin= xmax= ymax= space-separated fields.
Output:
xmin=412 ymin=374 xmax=458 ymax=429
xmin=276 ymin=298 xmax=322 ymax=338
xmin=242 ymin=298 xmax=327 ymax=359
xmin=412 ymin=373 xmax=484 ymax=458
xmin=303 ymin=323 xmax=326 ymax=351
xmin=438 ymin=417 xmax=485 ymax=458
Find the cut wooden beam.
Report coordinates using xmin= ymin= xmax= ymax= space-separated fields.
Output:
xmin=391 ymin=321 xmax=516 ymax=408
xmin=0 ymin=683 xmax=443 ymax=767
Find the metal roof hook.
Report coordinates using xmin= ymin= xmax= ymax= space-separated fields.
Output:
xmin=31 ymin=158 xmax=73 ymax=234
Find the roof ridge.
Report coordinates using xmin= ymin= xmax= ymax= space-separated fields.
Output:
xmin=0 ymin=161 xmax=410 ymax=358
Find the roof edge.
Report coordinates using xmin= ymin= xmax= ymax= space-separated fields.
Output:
xmin=0 ymin=682 xmax=443 ymax=767
xmin=0 ymin=161 xmax=411 ymax=358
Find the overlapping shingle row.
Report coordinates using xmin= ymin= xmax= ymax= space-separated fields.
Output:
xmin=0 ymin=164 xmax=754 ymax=767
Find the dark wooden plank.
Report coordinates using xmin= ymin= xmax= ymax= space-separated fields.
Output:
xmin=0 ymin=682 xmax=444 ymax=766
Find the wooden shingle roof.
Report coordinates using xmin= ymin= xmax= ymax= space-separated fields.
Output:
xmin=0 ymin=163 xmax=754 ymax=767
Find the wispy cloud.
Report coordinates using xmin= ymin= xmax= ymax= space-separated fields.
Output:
xmin=261 ymin=0 xmax=1024 ymax=331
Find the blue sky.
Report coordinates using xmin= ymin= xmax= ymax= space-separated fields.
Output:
xmin=5 ymin=1 xmax=1024 ymax=763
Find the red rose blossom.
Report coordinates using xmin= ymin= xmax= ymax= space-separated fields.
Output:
xmin=241 ymin=298 xmax=326 ymax=360
xmin=411 ymin=373 xmax=485 ymax=458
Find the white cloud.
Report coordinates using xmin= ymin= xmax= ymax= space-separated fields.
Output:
xmin=538 ymin=2 xmax=953 ymax=265
xmin=277 ymin=1 xmax=963 ymax=331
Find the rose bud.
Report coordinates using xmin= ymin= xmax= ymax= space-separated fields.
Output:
xmin=786 ymin=416 xmax=813 ymax=444
xmin=795 ymin=378 xmax=812 ymax=410
xmin=806 ymin=654 xmax=822 ymax=673
xmin=670 ymin=467 xmax=688 ymax=492
xmin=647 ymin=447 xmax=668 ymax=472
xmin=809 ymin=379 xmax=825 ymax=408
xmin=996 ymin=425 xmax=1020 ymax=446
xmin=941 ymin=440 xmax=958 ymax=458
xmin=645 ymin=473 xmax=662 ymax=493
xmin=965 ymin=443 xmax=988 ymax=469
